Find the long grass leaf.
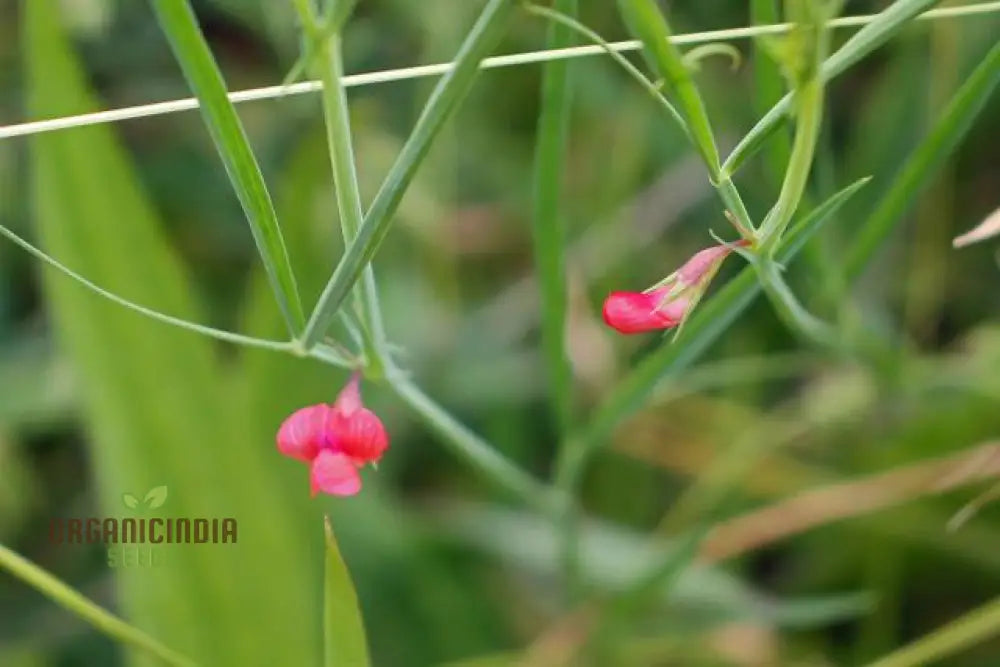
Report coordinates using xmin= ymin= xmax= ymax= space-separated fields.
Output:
xmin=26 ymin=6 xmax=320 ymax=664
xmin=301 ymin=0 xmax=517 ymax=348
xmin=150 ymin=0 xmax=305 ymax=336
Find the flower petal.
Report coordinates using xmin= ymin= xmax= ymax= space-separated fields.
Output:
xmin=276 ymin=404 xmax=332 ymax=463
xmin=602 ymin=289 xmax=684 ymax=334
xmin=332 ymin=372 xmax=363 ymax=417
xmin=676 ymin=240 xmax=747 ymax=286
xmin=310 ymin=451 xmax=362 ymax=497
xmin=330 ymin=407 xmax=389 ymax=465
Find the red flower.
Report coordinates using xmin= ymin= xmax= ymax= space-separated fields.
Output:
xmin=276 ymin=374 xmax=389 ymax=497
xmin=602 ymin=240 xmax=746 ymax=335
xmin=602 ymin=289 xmax=690 ymax=334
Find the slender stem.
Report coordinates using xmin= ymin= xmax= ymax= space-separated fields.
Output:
xmin=386 ymin=369 xmax=562 ymax=514
xmin=525 ymin=2 xmax=756 ymax=236
xmin=0 ymin=543 xmax=196 ymax=666
xmin=754 ymin=259 xmax=839 ymax=348
xmin=299 ymin=2 xmax=389 ymax=374
xmin=757 ymin=77 xmax=824 ymax=250
xmin=867 ymin=596 xmax=1000 ymax=667
xmin=0 ymin=222 xmax=296 ymax=354
xmin=521 ymin=4 xmax=688 ymax=133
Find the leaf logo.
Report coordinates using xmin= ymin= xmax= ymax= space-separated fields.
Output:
xmin=122 ymin=486 xmax=168 ymax=512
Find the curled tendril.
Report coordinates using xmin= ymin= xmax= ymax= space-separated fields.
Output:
xmin=682 ymin=42 xmax=743 ymax=71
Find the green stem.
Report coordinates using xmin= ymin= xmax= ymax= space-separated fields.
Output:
xmin=0 ymin=543 xmax=196 ymax=666
xmin=301 ymin=3 xmax=389 ymax=375
xmin=0 ymin=221 xmax=299 ymax=355
xmin=757 ymin=76 xmax=825 ymax=251
xmin=755 ymin=258 xmax=839 ymax=348
xmin=300 ymin=0 xmax=517 ymax=350
xmin=867 ymin=596 xmax=1000 ymax=667
xmin=386 ymin=368 xmax=562 ymax=514
xmin=525 ymin=2 xmax=755 ymax=236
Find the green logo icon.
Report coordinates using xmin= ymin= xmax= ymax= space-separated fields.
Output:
xmin=122 ymin=486 xmax=168 ymax=512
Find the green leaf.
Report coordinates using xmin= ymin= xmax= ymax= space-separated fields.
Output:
xmin=846 ymin=40 xmax=1000 ymax=278
xmin=580 ymin=177 xmax=871 ymax=450
xmin=122 ymin=493 xmax=140 ymax=510
xmin=724 ymin=0 xmax=940 ymax=175
xmin=531 ymin=0 xmax=577 ymax=435
xmin=150 ymin=0 xmax=305 ymax=337
xmin=26 ymin=5 xmax=319 ymax=664
xmin=0 ymin=544 xmax=194 ymax=666
xmin=616 ymin=0 xmax=721 ymax=175
xmin=323 ymin=517 xmax=370 ymax=667
xmin=301 ymin=0 xmax=518 ymax=348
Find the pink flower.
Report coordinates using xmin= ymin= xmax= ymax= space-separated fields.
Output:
xmin=275 ymin=373 xmax=389 ymax=497
xmin=602 ymin=240 xmax=746 ymax=335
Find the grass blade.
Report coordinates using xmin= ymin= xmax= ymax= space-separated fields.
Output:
xmin=581 ymin=177 xmax=871 ymax=450
xmin=531 ymin=0 xmax=577 ymax=434
xmin=323 ymin=517 xmax=370 ymax=667
xmin=867 ymin=596 xmax=1000 ymax=667
xmin=150 ymin=0 xmax=305 ymax=336
xmin=301 ymin=0 xmax=517 ymax=349
xmin=616 ymin=0 xmax=720 ymax=175
xmin=724 ymin=0 xmax=940 ymax=175
xmin=846 ymin=40 xmax=1000 ymax=278
xmin=26 ymin=5 xmax=321 ymax=663
xmin=0 ymin=543 xmax=195 ymax=667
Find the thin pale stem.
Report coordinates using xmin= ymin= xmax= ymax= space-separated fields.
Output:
xmin=0 ymin=222 xmax=297 ymax=354
xmin=4 ymin=3 xmax=997 ymax=140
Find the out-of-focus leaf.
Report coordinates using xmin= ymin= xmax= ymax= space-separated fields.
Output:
xmin=26 ymin=5 xmax=318 ymax=665
xmin=323 ymin=517 xmax=370 ymax=667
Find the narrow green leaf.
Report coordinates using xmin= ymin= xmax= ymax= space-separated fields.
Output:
xmin=26 ymin=6 xmax=320 ymax=664
xmin=532 ymin=0 xmax=577 ymax=434
xmin=0 ymin=544 xmax=195 ymax=667
xmin=580 ymin=177 xmax=871 ymax=450
xmin=302 ymin=0 xmax=517 ymax=348
xmin=846 ymin=40 xmax=1000 ymax=278
xmin=150 ymin=0 xmax=305 ymax=336
xmin=323 ymin=517 xmax=370 ymax=667
xmin=616 ymin=0 xmax=721 ymax=175
xmin=724 ymin=0 xmax=940 ymax=175
xmin=867 ymin=595 xmax=1000 ymax=667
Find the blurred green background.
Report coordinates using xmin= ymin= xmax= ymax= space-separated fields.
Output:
xmin=1 ymin=0 xmax=1000 ymax=665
